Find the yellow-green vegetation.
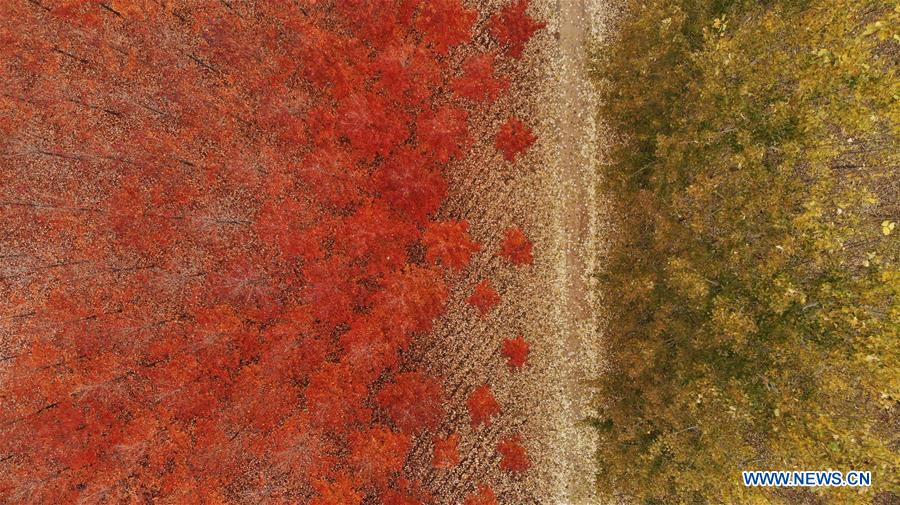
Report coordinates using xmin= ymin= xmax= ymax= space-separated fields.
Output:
xmin=591 ymin=0 xmax=898 ymax=502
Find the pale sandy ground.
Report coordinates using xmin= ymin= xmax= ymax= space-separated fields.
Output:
xmin=406 ymin=1 xmax=618 ymax=503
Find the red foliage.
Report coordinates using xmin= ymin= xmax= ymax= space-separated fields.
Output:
xmin=502 ymin=335 xmax=531 ymax=369
xmin=348 ymin=425 xmax=411 ymax=489
xmin=452 ymin=52 xmax=510 ymax=103
xmin=423 ymin=220 xmax=482 ymax=271
xmin=340 ymin=322 xmax=400 ymax=383
xmin=337 ymin=92 xmax=410 ymax=161
xmin=256 ymin=198 xmax=324 ymax=261
xmin=335 ymin=201 xmax=418 ymax=276
xmin=417 ymin=105 xmax=470 ymax=164
xmin=495 ymin=117 xmax=537 ymax=162
xmin=262 ymin=413 xmax=335 ymax=484
xmin=303 ymin=256 xmax=362 ymax=328
xmin=372 ymin=265 xmax=449 ymax=336
xmin=488 ymin=0 xmax=547 ymax=58
xmin=432 ymin=432 xmax=461 ymax=469
xmin=417 ymin=0 xmax=477 ymax=54
xmin=467 ymin=279 xmax=501 ymax=316
xmin=381 ymin=478 xmax=433 ymax=505
xmin=497 ymin=436 xmax=531 ymax=473
xmin=312 ymin=474 xmax=364 ymax=505
xmin=300 ymin=147 xmax=374 ymax=209
xmin=497 ymin=226 xmax=534 ymax=265
xmin=374 ymin=44 xmax=442 ymax=106
xmin=377 ymin=372 xmax=445 ymax=434
xmin=337 ymin=0 xmax=419 ymax=49
xmin=464 ymin=485 xmax=500 ymax=505
xmin=306 ymin=362 xmax=372 ymax=432
xmin=376 ymin=147 xmax=448 ymax=224
xmin=467 ymin=384 xmax=502 ymax=427
xmin=0 ymin=0 xmax=544 ymax=501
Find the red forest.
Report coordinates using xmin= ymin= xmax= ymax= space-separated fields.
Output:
xmin=0 ymin=0 xmax=542 ymax=503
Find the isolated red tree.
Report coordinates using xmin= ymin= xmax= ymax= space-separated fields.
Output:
xmin=423 ymin=220 xmax=482 ymax=271
xmin=464 ymin=485 xmax=500 ymax=505
xmin=502 ymin=335 xmax=531 ymax=369
xmin=467 ymin=384 xmax=502 ymax=427
xmin=488 ymin=0 xmax=547 ymax=58
xmin=498 ymin=226 xmax=534 ymax=265
xmin=496 ymin=117 xmax=538 ymax=162
xmin=497 ymin=436 xmax=531 ymax=472
xmin=467 ymin=279 xmax=501 ymax=316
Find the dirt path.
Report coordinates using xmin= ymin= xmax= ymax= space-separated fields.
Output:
xmin=537 ymin=0 xmax=610 ymax=502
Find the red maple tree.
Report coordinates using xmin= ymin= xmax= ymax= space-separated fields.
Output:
xmin=497 ymin=436 xmax=532 ymax=473
xmin=337 ymin=92 xmax=410 ymax=161
xmin=372 ymin=265 xmax=449 ymax=337
xmin=467 ymin=384 xmax=502 ymax=427
xmin=417 ymin=0 xmax=477 ymax=54
xmin=417 ymin=105 xmax=470 ymax=164
xmin=348 ymin=426 xmax=411 ymax=489
xmin=502 ymin=335 xmax=531 ymax=369
xmin=381 ymin=478 xmax=433 ymax=505
xmin=336 ymin=0 xmax=419 ymax=49
xmin=306 ymin=362 xmax=372 ymax=432
xmin=374 ymin=44 xmax=441 ymax=106
xmin=340 ymin=322 xmax=401 ymax=383
xmin=376 ymin=147 xmax=448 ymax=224
xmin=464 ymin=484 xmax=500 ymax=505
xmin=423 ymin=220 xmax=482 ymax=271
xmin=467 ymin=279 xmax=501 ymax=316
xmin=488 ymin=0 xmax=547 ymax=58
xmin=498 ymin=226 xmax=535 ymax=265
xmin=312 ymin=474 xmax=364 ymax=505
